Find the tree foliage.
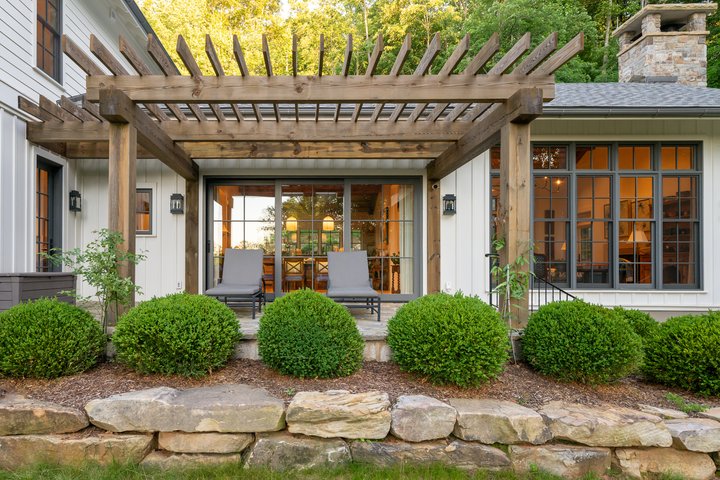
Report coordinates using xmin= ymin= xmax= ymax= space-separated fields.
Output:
xmin=138 ymin=0 xmax=720 ymax=85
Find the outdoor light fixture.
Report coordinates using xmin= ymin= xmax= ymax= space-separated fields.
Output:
xmin=170 ymin=193 xmax=184 ymax=214
xmin=69 ymin=190 xmax=81 ymax=212
xmin=442 ymin=194 xmax=457 ymax=215
xmin=286 ymin=216 xmax=298 ymax=232
xmin=322 ymin=215 xmax=335 ymax=231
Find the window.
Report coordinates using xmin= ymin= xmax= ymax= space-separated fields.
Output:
xmin=36 ymin=159 xmax=61 ymax=272
xmin=207 ymin=179 xmax=421 ymax=299
xmin=490 ymin=143 xmax=701 ymax=289
xmin=37 ymin=0 xmax=62 ymax=81
xmin=136 ymin=189 xmax=153 ymax=235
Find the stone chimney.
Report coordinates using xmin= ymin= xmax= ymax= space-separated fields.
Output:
xmin=612 ymin=3 xmax=717 ymax=86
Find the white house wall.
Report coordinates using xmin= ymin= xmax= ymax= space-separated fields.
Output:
xmin=76 ymin=158 xmax=185 ymax=300
xmin=440 ymin=117 xmax=720 ymax=315
xmin=0 ymin=0 xmax=154 ymax=278
xmin=0 ymin=0 xmax=153 ymax=109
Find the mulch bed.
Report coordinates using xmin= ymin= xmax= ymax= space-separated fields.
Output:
xmin=1 ymin=360 xmax=718 ymax=412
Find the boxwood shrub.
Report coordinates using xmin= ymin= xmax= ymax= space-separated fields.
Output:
xmin=387 ymin=292 xmax=508 ymax=387
xmin=644 ymin=312 xmax=720 ymax=396
xmin=523 ymin=300 xmax=643 ymax=384
xmin=113 ymin=293 xmax=240 ymax=377
xmin=613 ymin=306 xmax=660 ymax=346
xmin=257 ymin=289 xmax=364 ymax=378
xmin=0 ymin=298 xmax=105 ymax=378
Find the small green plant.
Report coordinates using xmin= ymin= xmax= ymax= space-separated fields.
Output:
xmin=113 ymin=293 xmax=240 ymax=377
xmin=257 ymin=289 xmax=364 ymax=378
xmin=44 ymin=228 xmax=145 ymax=334
xmin=490 ymin=237 xmax=533 ymax=362
xmin=664 ymin=392 xmax=708 ymax=414
xmin=387 ymin=292 xmax=509 ymax=387
xmin=523 ymin=300 xmax=643 ymax=384
xmin=0 ymin=298 xmax=105 ymax=378
xmin=644 ymin=312 xmax=720 ymax=396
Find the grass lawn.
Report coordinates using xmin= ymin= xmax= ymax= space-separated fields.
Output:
xmin=0 ymin=463 xmax=619 ymax=480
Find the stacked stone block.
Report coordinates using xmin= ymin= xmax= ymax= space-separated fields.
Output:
xmin=0 ymin=385 xmax=718 ymax=479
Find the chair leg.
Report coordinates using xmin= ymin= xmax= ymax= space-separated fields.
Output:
xmin=252 ymin=297 xmax=256 ymax=320
xmin=377 ymin=298 xmax=381 ymax=322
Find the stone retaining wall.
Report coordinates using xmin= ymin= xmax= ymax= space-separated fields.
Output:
xmin=1 ymin=385 xmax=718 ymax=479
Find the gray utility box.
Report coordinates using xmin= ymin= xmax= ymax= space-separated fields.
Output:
xmin=0 ymin=273 xmax=76 ymax=312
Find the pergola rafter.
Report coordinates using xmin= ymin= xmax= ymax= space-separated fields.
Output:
xmin=20 ymin=30 xmax=583 ymax=321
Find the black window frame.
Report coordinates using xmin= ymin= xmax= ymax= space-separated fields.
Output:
xmin=136 ymin=188 xmax=153 ymax=235
xmin=36 ymin=0 xmax=62 ymax=83
xmin=490 ymin=142 xmax=702 ymax=290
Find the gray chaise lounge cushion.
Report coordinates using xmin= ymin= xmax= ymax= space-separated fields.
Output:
xmin=327 ymin=251 xmax=379 ymax=298
xmin=205 ymin=248 xmax=263 ymax=296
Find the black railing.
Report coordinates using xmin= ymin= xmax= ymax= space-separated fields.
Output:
xmin=486 ymin=253 xmax=576 ymax=311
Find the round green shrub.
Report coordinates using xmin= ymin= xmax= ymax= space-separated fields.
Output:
xmin=0 ymin=298 xmax=105 ymax=378
xmin=387 ymin=292 xmax=508 ymax=387
xmin=257 ymin=289 xmax=364 ymax=378
xmin=523 ymin=300 xmax=643 ymax=384
xmin=644 ymin=312 xmax=720 ymax=396
xmin=613 ymin=306 xmax=660 ymax=346
xmin=113 ymin=293 xmax=240 ymax=377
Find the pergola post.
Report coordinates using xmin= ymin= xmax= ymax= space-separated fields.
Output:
xmin=185 ymin=179 xmax=199 ymax=294
xmin=499 ymin=120 xmax=531 ymax=328
xmin=108 ymin=121 xmax=137 ymax=312
xmin=427 ymin=179 xmax=441 ymax=293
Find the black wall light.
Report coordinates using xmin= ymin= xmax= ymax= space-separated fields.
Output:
xmin=69 ymin=190 xmax=81 ymax=212
xmin=170 ymin=193 xmax=184 ymax=214
xmin=442 ymin=194 xmax=456 ymax=215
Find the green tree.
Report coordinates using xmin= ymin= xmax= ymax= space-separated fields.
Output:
xmin=461 ymin=0 xmax=600 ymax=82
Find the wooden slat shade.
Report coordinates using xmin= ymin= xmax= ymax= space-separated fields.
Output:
xmin=26 ymin=30 xmax=582 ymax=171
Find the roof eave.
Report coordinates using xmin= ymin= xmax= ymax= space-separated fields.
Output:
xmin=541 ymin=106 xmax=720 ymax=118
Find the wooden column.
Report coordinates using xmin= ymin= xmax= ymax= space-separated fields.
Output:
xmin=185 ymin=179 xmax=199 ymax=294
xmin=499 ymin=121 xmax=531 ymax=328
xmin=427 ymin=179 xmax=441 ymax=293
xmin=108 ymin=121 xmax=137 ymax=306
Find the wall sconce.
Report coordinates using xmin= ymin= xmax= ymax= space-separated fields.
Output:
xmin=322 ymin=215 xmax=335 ymax=231
xmin=442 ymin=194 xmax=456 ymax=215
xmin=69 ymin=190 xmax=81 ymax=212
xmin=170 ymin=193 xmax=184 ymax=214
xmin=286 ymin=216 xmax=298 ymax=232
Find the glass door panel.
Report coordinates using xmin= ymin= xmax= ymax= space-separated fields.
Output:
xmin=281 ymin=184 xmax=343 ymax=293
xmin=350 ymin=184 xmax=414 ymax=294
xmin=211 ymin=184 xmax=275 ymax=291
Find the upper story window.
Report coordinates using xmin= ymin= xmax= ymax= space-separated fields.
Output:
xmin=37 ymin=0 xmax=62 ymax=82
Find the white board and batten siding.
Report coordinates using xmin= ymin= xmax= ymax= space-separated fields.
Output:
xmin=0 ymin=0 xmax=154 ymax=274
xmin=76 ymin=159 xmax=186 ymax=300
xmin=439 ymin=117 xmax=720 ymax=316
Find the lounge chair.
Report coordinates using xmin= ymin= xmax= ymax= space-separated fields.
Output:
xmin=327 ymin=251 xmax=381 ymax=322
xmin=205 ymin=248 xmax=265 ymax=319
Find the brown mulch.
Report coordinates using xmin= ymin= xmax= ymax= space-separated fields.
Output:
xmin=0 ymin=360 xmax=718 ymax=412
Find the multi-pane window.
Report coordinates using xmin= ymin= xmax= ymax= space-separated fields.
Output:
xmin=490 ymin=143 xmax=701 ymax=289
xmin=37 ymin=0 xmax=61 ymax=81
xmin=136 ymin=189 xmax=153 ymax=235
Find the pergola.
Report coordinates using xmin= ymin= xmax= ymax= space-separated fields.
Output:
xmin=21 ymin=30 xmax=582 ymax=323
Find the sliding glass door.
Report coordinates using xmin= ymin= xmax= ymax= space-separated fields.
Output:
xmin=206 ymin=178 xmax=421 ymax=300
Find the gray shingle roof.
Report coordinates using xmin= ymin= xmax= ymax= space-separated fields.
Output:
xmin=544 ymin=83 xmax=720 ymax=116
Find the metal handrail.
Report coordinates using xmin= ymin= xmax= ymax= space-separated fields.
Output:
xmin=487 ymin=253 xmax=576 ymax=310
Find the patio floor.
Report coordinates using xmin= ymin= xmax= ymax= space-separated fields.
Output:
xmin=232 ymin=302 xmax=403 ymax=340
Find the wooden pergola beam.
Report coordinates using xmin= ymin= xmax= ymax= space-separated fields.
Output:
xmin=427 ymin=88 xmax=543 ymax=181
xmin=27 ymin=117 xmax=474 ymax=143
xmin=107 ymin=120 xmax=137 ymax=313
xmin=181 ymin=141 xmax=452 ymax=159
xmin=99 ymin=89 xmax=198 ymax=180
xmin=232 ymin=35 xmax=262 ymax=122
xmin=86 ymin=74 xmax=555 ymax=103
